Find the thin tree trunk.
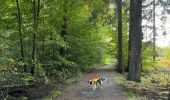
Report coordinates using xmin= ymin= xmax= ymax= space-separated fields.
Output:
xmin=31 ymin=0 xmax=37 ymax=75
xmin=16 ymin=0 xmax=26 ymax=72
xmin=127 ymin=9 xmax=131 ymax=71
xmin=168 ymin=89 xmax=170 ymax=100
xmin=41 ymin=1 xmax=45 ymax=63
xmin=50 ymin=31 xmax=55 ymax=62
xmin=42 ymin=15 xmax=45 ymax=62
xmin=153 ymin=0 xmax=156 ymax=61
xmin=127 ymin=0 xmax=142 ymax=82
xmin=37 ymin=0 xmax=40 ymax=29
xmin=127 ymin=37 xmax=131 ymax=71
xmin=117 ymin=0 xmax=123 ymax=73
xmin=31 ymin=0 xmax=41 ymax=75
xmin=60 ymin=16 xmax=67 ymax=57
xmin=60 ymin=5 xmax=68 ymax=57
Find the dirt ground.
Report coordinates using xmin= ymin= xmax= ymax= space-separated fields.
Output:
xmin=56 ymin=64 xmax=127 ymax=100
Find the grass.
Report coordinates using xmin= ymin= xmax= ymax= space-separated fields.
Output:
xmin=113 ymin=70 xmax=169 ymax=100
xmin=122 ymin=87 xmax=147 ymax=100
xmin=114 ymin=73 xmax=126 ymax=86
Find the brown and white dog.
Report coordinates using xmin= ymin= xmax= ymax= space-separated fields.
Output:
xmin=88 ymin=74 xmax=106 ymax=90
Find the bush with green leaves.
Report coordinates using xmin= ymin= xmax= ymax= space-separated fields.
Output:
xmin=142 ymin=43 xmax=155 ymax=72
xmin=0 ymin=72 xmax=35 ymax=89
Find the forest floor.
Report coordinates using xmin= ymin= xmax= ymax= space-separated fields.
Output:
xmin=7 ymin=64 xmax=128 ymax=100
xmin=7 ymin=64 xmax=169 ymax=100
xmin=55 ymin=64 xmax=127 ymax=100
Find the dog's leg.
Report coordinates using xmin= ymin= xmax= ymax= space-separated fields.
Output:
xmin=93 ymin=81 xmax=96 ymax=90
xmin=93 ymin=84 xmax=96 ymax=90
xmin=98 ymin=79 xmax=102 ymax=89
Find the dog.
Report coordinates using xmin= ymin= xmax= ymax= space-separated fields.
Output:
xmin=88 ymin=74 xmax=106 ymax=90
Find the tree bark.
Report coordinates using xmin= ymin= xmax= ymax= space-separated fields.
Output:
xmin=31 ymin=0 xmax=40 ymax=75
xmin=37 ymin=0 xmax=40 ymax=29
xmin=168 ymin=88 xmax=170 ymax=100
xmin=153 ymin=0 xmax=156 ymax=61
xmin=117 ymin=0 xmax=123 ymax=73
xmin=60 ymin=4 xmax=68 ymax=57
xmin=50 ymin=31 xmax=55 ymax=62
xmin=127 ymin=35 xmax=131 ymax=71
xmin=127 ymin=0 xmax=142 ymax=82
xmin=16 ymin=0 xmax=26 ymax=72
xmin=42 ymin=14 xmax=45 ymax=62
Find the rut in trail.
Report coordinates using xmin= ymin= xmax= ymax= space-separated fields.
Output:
xmin=56 ymin=64 xmax=127 ymax=100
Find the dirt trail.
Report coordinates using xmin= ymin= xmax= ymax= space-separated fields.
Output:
xmin=56 ymin=64 xmax=127 ymax=100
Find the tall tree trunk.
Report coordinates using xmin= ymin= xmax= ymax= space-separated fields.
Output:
xmin=37 ymin=0 xmax=40 ymax=29
xmin=153 ymin=0 xmax=156 ymax=61
xmin=168 ymin=87 xmax=170 ymax=100
xmin=168 ymin=89 xmax=170 ymax=100
xmin=31 ymin=0 xmax=37 ymax=75
xmin=60 ymin=6 xmax=68 ymax=57
xmin=117 ymin=0 xmax=123 ymax=73
xmin=127 ymin=0 xmax=131 ymax=71
xmin=31 ymin=0 xmax=40 ymax=75
xmin=16 ymin=0 xmax=26 ymax=72
xmin=50 ymin=31 xmax=55 ymax=62
xmin=42 ymin=15 xmax=45 ymax=63
xmin=127 ymin=0 xmax=142 ymax=82
xmin=127 ymin=36 xmax=131 ymax=71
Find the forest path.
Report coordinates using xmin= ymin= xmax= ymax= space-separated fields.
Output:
xmin=56 ymin=64 xmax=127 ymax=100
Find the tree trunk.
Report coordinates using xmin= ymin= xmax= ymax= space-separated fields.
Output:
xmin=37 ymin=0 xmax=40 ymax=29
xmin=117 ymin=0 xmax=123 ymax=73
xmin=127 ymin=35 xmax=131 ymax=72
xmin=42 ymin=16 xmax=45 ymax=62
xmin=16 ymin=0 xmax=26 ymax=72
xmin=168 ymin=89 xmax=170 ymax=100
xmin=60 ymin=6 xmax=68 ymax=57
xmin=31 ymin=0 xmax=40 ymax=75
xmin=127 ymin=0 xmax=142 ymax=82
xmin=153 ymin=0 xmax=156 ymax=61
xmin=50 ymin=31 xmax=55 ymax=62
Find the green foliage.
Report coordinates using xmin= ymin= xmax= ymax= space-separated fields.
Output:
xmin=105 ymin=1 xmax=129 ymax=68
xmin=0 ymin=0 xmax=131 ymax=97
xmin=0 ymin=72 xmax=35 ymax=89
xmin=43 ymin=90 xmax=61 ymax=99
xmin=164 ymin=47 xmax=170 ymax=59
xmin=34 ymin=63 xmax=50 ymax=85
xmin=1 ymin=0 xmax=111 ymax=81
xmin=0 ymin=65 xmax=34 ymax=89
xmin=103 ymin=54 xmax=112 ymax=64
xmin=114 ymin=73 xmax=126 ymax=86
xmin=0 ymin=3 xmax=122 ymax=98
xmin=55 ymin=69 xmax=75 ymax=84
xmin=142 ymin=43 xmax=155 ymax=72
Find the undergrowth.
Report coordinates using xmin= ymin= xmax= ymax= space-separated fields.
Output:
xmin=43 ymin=90 xmax=61 ymax=100
xmin=114 ymin=69 xmax=169 ymax=100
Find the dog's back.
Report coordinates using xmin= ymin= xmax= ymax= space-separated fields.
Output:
xmin=90 ymin=74 xmax=100 ymax=81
